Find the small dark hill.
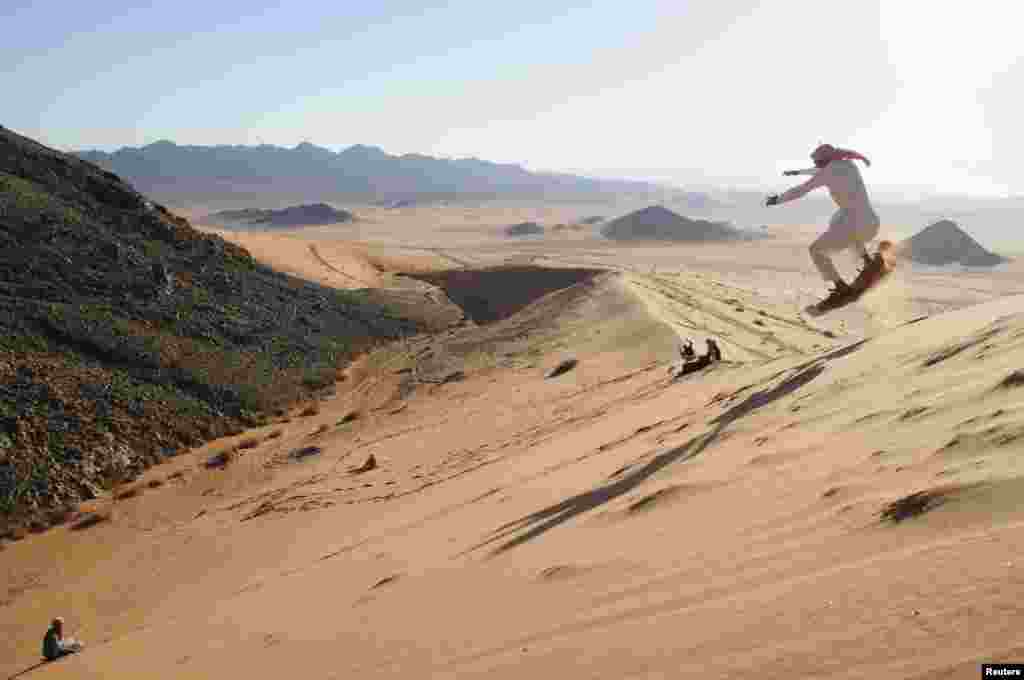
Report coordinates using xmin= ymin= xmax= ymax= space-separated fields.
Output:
xmin=601 ymin=206 xmax=739 ymax=242
xmin=505 ymin=222 xmax=544 ymax=237
xmin=899 ymin=220 xmax=1007 ymax=267
xmin=205 ymin=203 xmax=353 ymax=228
xmin=0 ymin=125 xmax=418 ymax=526
xmin=204 ymin=208 xmax=265 ymax=224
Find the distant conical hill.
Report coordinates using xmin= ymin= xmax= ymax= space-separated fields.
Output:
xmin=601 ymin=205 xmax=740 ymax=242
xmin=899 ymin=220 xmax=1007 ymax=267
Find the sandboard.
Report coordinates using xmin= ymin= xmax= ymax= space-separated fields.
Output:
xmin=803 ymin=240 xmax=896 ymax=318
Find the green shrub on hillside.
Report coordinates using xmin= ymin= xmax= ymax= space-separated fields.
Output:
xmin=0 ymin=172 xmax=84 ymax=225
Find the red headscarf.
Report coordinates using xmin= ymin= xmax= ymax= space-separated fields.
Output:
xmin=812 ymin=143 xmax=871 ymax=167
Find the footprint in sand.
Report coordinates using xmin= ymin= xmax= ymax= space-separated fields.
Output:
xmin=353 ymin=574 xmax=402 ymax=607
xmin=537 ymin=564 xmax=590 ymax=582
xmin=852 ymin=411 xmax=890 ymax=425
xmin=619 ymin=482 xmax=720 ymax=517
xmin=957 ymin=409 xmax=1008 ymax=428
xmin=371 ymin=574 xmax=400 ymax=589
xmin=899 ymin=406 xmax=932 ymax=421
xmin=748 ymin=449 xmax=808 ymax=467
xmin=820 ymin=484 xmax=866 ymax=503
xmin=935 ymin=424 xmax=1024 ymax=461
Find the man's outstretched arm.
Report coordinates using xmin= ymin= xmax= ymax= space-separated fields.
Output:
xmin=771 ymin=166 xmax=829 ymax=205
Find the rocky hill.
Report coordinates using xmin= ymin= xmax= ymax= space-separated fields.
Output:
xmin=204 ymin=203 xmax=354 ymax=228
xmin=601 ymin=205 xmax=741 ymax=242
xmin=0 ymin=125 xmax=419 ymax=526
xmin=899 ymin=220 xmax=1008 ymax=267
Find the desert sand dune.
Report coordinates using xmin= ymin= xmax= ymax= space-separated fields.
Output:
xmin=5 ymin=212 xmax=1024 ymax=680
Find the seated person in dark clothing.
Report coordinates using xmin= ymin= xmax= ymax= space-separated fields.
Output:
xmin=675 ymin=338 xmax=722 ymax=377
xmin=42 ymin=617 xmax=82 ymax=661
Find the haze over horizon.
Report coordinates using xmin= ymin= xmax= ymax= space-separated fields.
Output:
xmin=5 ymin=0 xmax=1023 ymax=198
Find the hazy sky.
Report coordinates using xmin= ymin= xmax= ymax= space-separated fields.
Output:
xmin=4 ymin=0 xmax=1022 ymax=197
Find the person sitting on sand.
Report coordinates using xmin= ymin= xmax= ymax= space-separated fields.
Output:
xmin=678 ymin=339 xmax=696 ymax=361
xmin=42 ymin=617 xmax=82 ymax=661
xmin=765 ymin=143 xmax=886 ymax=311
xmin=675 ymin=338 xmax=722 ymax=377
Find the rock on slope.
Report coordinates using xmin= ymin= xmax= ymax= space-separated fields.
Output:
xmin=0 ymin=125 xmax=418 ymax=524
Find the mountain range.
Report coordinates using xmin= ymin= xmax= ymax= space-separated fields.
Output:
xmin=75 ymin=141 xmax=688 ymax=206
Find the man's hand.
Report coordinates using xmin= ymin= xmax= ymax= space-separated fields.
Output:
xmin=782 ymin=170 xmax=800 ymax=176
xmin=765 ymin=194 xmax=780 ymax=206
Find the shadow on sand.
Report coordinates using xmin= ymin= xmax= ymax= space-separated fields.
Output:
xmin=7 ymin=660 xmax=48 ymax=679
xmin=467 ymin=338 xmax=872 ymax=556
